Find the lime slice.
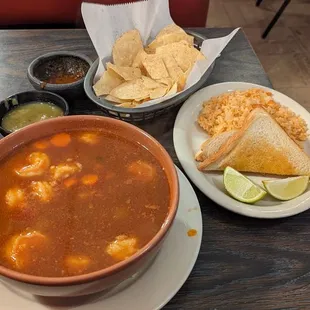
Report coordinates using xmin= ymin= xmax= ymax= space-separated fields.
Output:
xmin=262 ymin=176 xmax=309 ymax=201
xmin=223 ymin=167 xmax=267 ymax=203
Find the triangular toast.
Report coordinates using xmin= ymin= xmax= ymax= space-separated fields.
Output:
xmin=197 ymin=108 xmax=310 ymax=176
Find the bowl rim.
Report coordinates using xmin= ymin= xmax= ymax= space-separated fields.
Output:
xmin=27 ymin=51 xmax=93 ymax=90
xmin=0 ymin=115 xmax=179 ymax=286
xmin=0 ymin=90 xmax=69 ymax=135
xmin=83 ymin=29 xmax=215 ymax=114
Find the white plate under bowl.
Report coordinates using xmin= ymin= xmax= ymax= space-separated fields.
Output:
xmin=1 ymin=167 xmax=202 ymax=310
xmin=173 ymin=82 xmax=310 ymax=219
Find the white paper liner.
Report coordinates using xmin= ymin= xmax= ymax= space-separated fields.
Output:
xmin=82 ymin=0 xmax=239 ymax=108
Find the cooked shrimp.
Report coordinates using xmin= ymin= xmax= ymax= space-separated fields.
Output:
xmin=127 ymin=160 xmax=156 ymax=182
xmin=79 ymin=132 xmax=99 ymax=145
xmin=15 ymin=152 xmax=50 ymax=177
xmin=5 ymin=230 xmax=47 ymax=269
xmin=106 ymin=235 xmax=138 ymax=261
xmin=50 ymin=162 xmax=82 ymax=181
xmin=5 ymin=188 xmax=25 ymax=208
xmin=31 ymin=181 xmax=53 ymax=202
xmin=64 ymin=255 xmax=91 ymax=275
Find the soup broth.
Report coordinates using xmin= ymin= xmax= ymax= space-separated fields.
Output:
xmin=0 ymin=130 xmax=170 ymax=277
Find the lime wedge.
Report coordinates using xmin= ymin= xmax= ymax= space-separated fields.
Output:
xmin=262 ymin=176 xmax=309 ymax=201
xmin=223 ymin=167 xmax=267 ymax=203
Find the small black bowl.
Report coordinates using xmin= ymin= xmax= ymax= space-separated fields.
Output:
xmin=0 ymin=91 xmax=69 ymax=136
xmin=27 ymin=51 xmax=92 ymax=100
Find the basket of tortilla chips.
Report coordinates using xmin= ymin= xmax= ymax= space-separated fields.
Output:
xmin=84 ymin=25 xmax=214 ymax=122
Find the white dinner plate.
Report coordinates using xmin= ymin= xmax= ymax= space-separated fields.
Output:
xmin=1 ymin=167 xmax=202 ymax=310
xmin=173 ymin=82 xmax=310 ymax=219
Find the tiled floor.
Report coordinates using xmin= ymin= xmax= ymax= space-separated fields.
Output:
xmin=207 ymin=0 xmax=310 ymax=108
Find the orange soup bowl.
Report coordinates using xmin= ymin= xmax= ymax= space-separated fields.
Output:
xmin=0 ymin=115 xmax=179 ymax=297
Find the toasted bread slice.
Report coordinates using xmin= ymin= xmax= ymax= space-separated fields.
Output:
xmin=195 ymin=130 xmax=237 ymax=162
xmin=197 ymin=108 xmax=310 ymax=176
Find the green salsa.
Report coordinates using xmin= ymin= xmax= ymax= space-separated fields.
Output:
xmin=1 ymin=102 xmax=64 ymax=132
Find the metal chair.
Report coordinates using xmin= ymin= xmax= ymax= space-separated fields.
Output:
xmin=256 ymin=0 xmax=291 ymax=39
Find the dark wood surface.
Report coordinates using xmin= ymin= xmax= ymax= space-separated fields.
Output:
xmin=1 ymin=28 xmax=308 ymax=310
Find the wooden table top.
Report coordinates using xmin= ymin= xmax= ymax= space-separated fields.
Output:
xmin=1 ymin=28 xmax=308 ymax=310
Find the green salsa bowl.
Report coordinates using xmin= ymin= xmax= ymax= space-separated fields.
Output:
xmin=0 ymin=91 xmax=69 ymax=136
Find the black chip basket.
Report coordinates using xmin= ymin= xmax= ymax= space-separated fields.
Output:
xmin=84 ymin=30 xmax=215 ymax=123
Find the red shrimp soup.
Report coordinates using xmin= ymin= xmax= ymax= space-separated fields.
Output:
xmin=0 ymin=130 xmax=170 ymax=277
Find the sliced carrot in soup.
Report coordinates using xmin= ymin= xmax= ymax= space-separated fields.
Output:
xmin=64 ymin=177 xmax=78 ymax=188
xmin=50 ymin=133 xmax=71 ymax=147
xmin=33 ymin=140 xmax=50 ymax=150
xmin=81 ymin=174 xmax=98 ymax=185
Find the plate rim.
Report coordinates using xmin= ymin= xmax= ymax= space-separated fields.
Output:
xmin=155 ymin=166 xmax=203 ymax=309
xmin=0 ymin=167 xmax=203 ymax=310
xmin=173 ymin=81 xmax=310 ymax=219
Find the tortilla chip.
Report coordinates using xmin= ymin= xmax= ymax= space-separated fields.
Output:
xmin=156 ymin=40 xmax=205 ymax=72
xmin=156 ymin=77 xmax=173 ymax=89
xmin=148 ymin=33 xmax=194 ymax=51
xmin=156 ymin=24 xmax=185 ymax=37
xmin=105 ymin=95 xmax=138 ymax=108
xmin=141 ymin=76 xmax=162 ymax=89
xmin=133 ymin=97 xmax=149 ymax=102
xmin=161 ymin=55 xmax=184 ymax=83
xmin=132 ymin=49 xmax=148 ymax=69
xmin=105 ymin=94 xmax=124 ymax=104
xmin=112 ymin=29 xmax=143 ymax=67
xmin=165 ymin=82 xmax=178 ymax=96
xmin=93 ymin=71 xmax=123 ymax=96
xmin=107 ymin=62 xmax=141 ymax=81
xmin=149 ymin=87 xmax=168 ymax=99
xmin=142 ymin=54 xmax=169 ymax=80
xmin=177 ymin=73 xmax=187 ymax=92
xmin=144 ymin=46 xmax=155 ymax=54
xmin=177 ymin=66 xmax=192 ymax=92
xmin=187 ymin=35 xmax=195 ymax=46
xmin=110 ymin=79 xmax=150 ymax=100
xmin=118 ymin=101 xmax=138 ymax=108
xmin=148 ymin=24 xmax=194 ymax=51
